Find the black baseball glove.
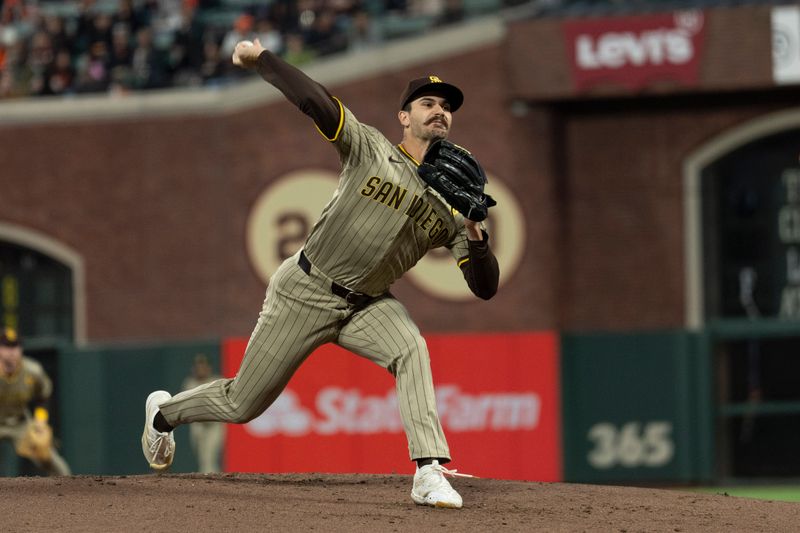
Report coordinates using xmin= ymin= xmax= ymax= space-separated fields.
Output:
xmin=417 ymin=140 xmax=497 ymax=222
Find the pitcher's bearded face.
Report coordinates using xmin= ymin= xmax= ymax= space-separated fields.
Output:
xmin=405 ymin=95 xmax=452 ymax=141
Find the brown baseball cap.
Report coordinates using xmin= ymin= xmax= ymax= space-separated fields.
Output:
xmin=0 ymin=327 xmax=20 ymax=347
xmin=399 ymin=75 xmax=464 ymax=112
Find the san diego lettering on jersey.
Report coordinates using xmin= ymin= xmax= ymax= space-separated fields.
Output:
xmin=360 ymin=176 xmax=451 ymax=243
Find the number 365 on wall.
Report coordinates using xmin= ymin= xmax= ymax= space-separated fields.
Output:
xmin=587 ymin=421 xmax=675 ymax=469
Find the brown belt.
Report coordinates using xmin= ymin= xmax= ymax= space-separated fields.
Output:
xmin=298 ymin=250 xmax=375 ymax=307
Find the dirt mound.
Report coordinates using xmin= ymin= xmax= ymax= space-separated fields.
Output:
xmin=1 ymin=473 xmax=797 ymax=532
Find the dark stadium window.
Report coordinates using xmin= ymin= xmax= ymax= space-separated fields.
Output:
xmin=701 ymin=129 xmax=800 ymax=320
xmin=0 ymin=242 xmax=73 ymax=342
xmin=702 ymin=129 xmax=800 ymax=477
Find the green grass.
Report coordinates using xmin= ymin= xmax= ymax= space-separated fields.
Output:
xmin=688 ymin=486 xmax=800 ymax=502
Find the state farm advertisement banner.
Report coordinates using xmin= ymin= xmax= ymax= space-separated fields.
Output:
xmin=222 ymin=332 xmax=561 ymax=481
xmin=563 ymin=11 xmax=706 ymax=92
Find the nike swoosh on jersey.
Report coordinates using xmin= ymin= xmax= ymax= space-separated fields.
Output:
xmin=388 ymin=156 xmax=405 ymax=164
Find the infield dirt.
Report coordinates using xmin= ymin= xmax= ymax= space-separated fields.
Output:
xmin=1 ymin=473 xmax=798 ymax=532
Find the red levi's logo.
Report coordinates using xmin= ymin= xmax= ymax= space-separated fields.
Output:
xmin=222 ymin=332 xmax=562 ymax=482
xmin=563 ymin=11 xmax=706 ymax=92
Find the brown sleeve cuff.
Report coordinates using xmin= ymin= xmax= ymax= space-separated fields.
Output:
xmin=255 ymin=51 xmax=341 ymax=138
xmin=460 ymin=230 xmax=499 ymax=300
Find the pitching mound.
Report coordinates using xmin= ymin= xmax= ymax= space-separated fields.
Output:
xmin=1 ymin=473 xmax=798 ymax=532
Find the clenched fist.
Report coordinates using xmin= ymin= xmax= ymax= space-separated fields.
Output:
xmin=232 ymin=38 xmax=266 ymax=69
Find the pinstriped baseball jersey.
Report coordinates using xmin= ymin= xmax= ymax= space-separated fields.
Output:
xmin=305 ymin=100 xmax=471 ymax=296
xmin=157 ymin=97 xmax=470 ymax=466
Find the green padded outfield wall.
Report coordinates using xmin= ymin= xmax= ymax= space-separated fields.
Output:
xmin=57 ymin=341 xmax=221 ymax=475
xmin=561 ymin=331 xmax=714 ymax=483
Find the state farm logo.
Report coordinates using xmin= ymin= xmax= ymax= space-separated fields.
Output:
xmin=564 ymin=11 xmax=706 ymax=91
xmin=245 ymin=385 xmax=541 ymax=437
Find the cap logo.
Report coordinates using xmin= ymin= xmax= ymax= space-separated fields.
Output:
xmin=429 ymin=75 xmax=443 ymax=83
xmin=4 ymin=328 xmax=16 ymax=342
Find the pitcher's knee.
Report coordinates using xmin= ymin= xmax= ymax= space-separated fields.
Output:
xmin=228 ymin=410 xmax=259 ymax=424
xmin=224 ymin=389 xmax=280 ymax=424
xmin=391 ymin=337 xmax=430 ymax=371
xmin=225 ymin=398 xmax=268 ymax=424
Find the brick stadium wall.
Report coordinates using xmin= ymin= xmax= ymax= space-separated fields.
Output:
xmin=3 ymin=4 xmax=800 ymax=341
xmin=502 ymin=3 xmax=800 ymax=330
xmin=0 ymin=45 xmax=554 ymax=341
xmin=554 ymin=93 xmax=800 ymax=330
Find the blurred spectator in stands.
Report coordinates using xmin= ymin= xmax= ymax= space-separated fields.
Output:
xmin=296 ymin=0 xmax=318 ymax=33
xmin=42 ymin=14 xmax=73 ymax=56
xmin=436 ymin=0 xmax=465 ymax=26
xmin=108 ymin=24 xmax=134 ymax=90
xmin=114 ymin=0 xmax=148 ymax=37
xmin=74 ymin=0 xmax=98 ymax=53
xmin=220 ymin=13 xmax=257 ymax=58
xmin=1 ymin=0 xmax=27 ymax=25
xmin=328 ymin=0 xmax=363 ymax=25
xmin=26 ymin=30 xmax=54 ymax=96
xmin=42 ymin=48 xmax=75 ymax=96
xmin=269 ymin=0 xmax=300 ymax=35
xmin=254 ymin=17 xmax=283 ymax=55
xmin=130 ymin=26 xmax=167 ymax=90
xmin=347 ymin=9 xmax=381 ymax=52
xmin=0 ymin=70 xmax=14 ymax=99
xmin=0 ymin=53 xmax=31 ymax=98
xmin=329 ymin=0 xmax=359 ymax=14
xmin=0 ymin=30 xmax=30 ymax=98
xmin=410 ymin=0 xmax=444 ymax=17
xmin=74 ymin=39 xmax=110 ymax=93
xmin=1 ymin=0 xmax=503 ymax=98
xmin=384 ymin=0 xmax=408 ymax=15
xmin=28 ymin=30 xmax=54 ymax=70
xmin=168 ymin=0 xmax=206 ymax=86
xmin=282 ymin=32 xmax=315 ymax=67
xmin=199 ymin=38 xmax=226 ymax=86
xmin=77 ymin=12 xmax=115 ymax=56
xmin=152 ymin=0 xmax=186 ymax=35
xmin=305 ymin=9 xmax=348 ymax=57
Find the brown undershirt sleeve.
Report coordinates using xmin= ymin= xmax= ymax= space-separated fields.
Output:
xmin=255 ymin=50 xmax=341 ymax=138
xmin=459 ymin=230 xmax=499 ymax=300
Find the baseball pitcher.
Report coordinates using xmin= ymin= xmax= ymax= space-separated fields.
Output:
xmin=142 ymin=39 xmax=499 ymax=509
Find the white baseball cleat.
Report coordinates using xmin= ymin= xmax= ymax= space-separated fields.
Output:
xmin=410 ymin=460 xmax=472 ymax=509
xmin=141 ymin=390 xmax=175 ymax=471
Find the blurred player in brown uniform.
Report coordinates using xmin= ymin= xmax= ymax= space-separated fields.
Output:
xmin=181 ymin=354 xmax=226 ymax=473
xmin=142 ymin=39 xmax=499 ymax=508
xmin=0 ymin=328 xmax=70 ymax=476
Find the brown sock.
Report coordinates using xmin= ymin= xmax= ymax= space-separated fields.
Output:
xmin=153 ymin=411 xmax=174 ymax=433
xmin=416 ymin=458 xmax=449 ymax=468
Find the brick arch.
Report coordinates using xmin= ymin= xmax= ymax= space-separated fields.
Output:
xmin=683 ymin=107 xmax=800 ymax=328
xmin=0 ymin=222 xmax=86 ymax=344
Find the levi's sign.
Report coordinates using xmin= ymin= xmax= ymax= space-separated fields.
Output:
xmin=563 ymin=11 xmax=706 ymax=92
